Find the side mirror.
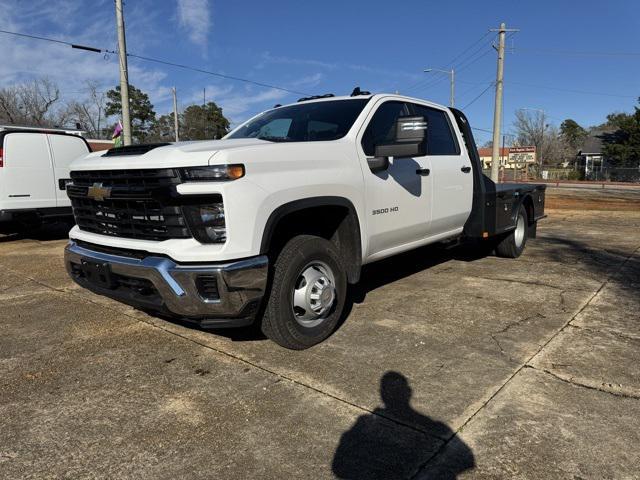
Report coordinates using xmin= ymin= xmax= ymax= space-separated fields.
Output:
xmin=367 ymin=156 xmax=390 ymax=173
xmin=374 ymin=116 xmax=427 ymax=159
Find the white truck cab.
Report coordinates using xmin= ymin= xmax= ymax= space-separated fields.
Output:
xmin=0 ymin=128 xmax=91 ymax=233
xmin=65 ymin=92 xmax=546 ymax=349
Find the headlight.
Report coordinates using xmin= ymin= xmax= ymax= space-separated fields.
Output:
xmin=184 ymin=202 xmax=227 ymax=243
xmin=181 ymin=164 xmax=245 ymax=181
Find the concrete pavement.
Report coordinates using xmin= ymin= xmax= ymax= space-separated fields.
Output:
xmin=1 ymin=206 xmax=639 ymax=479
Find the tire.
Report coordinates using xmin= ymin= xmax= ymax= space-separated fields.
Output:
xmin=261 ymin=235 xmax=347 ymax=350
xmin=495 ymin=204 xmax=528 ymax=258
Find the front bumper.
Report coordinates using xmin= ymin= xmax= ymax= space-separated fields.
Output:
xmin=64 ymin=241 xmax=268 ymax=328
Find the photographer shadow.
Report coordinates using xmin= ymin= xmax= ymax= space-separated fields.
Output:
xmin=332 ymin=371 xmax=474 ymax=479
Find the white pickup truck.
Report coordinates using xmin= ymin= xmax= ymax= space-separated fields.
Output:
xmin=64 ymin=91 xmax=546 ymax=349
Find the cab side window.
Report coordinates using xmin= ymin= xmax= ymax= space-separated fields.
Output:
xmin=361 ymin=101 xmax=410 ymax=156
xmin=411 ymin=104 xmax=460 ymax=155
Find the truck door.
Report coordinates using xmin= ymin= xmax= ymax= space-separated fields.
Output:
xmin=2 ymin=132 xmax=55 ymax=210
xmin=357 ymin=100 xmax=433 ymax=258
xmin=410 ymin=104 xmax=473 ymax=235
xmin=47 ymin=134 xmax=90 ymax=207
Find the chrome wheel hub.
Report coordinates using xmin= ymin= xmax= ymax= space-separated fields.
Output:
xmin=514 ymin=213 xmax=525 ymax=248
xmin=292 ymin=262 xmax=336 ymax=327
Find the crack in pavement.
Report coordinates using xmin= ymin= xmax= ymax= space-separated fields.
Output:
xmin=527 ymin=365 xmax=640 ymax=400
xmin=0 ymin=260 xmax=451 ymax=445
xmin=559 ymin=290 xmax=570 ymax=312
xmin=566 ymin=323 xmax=640 ymax=344
xmin=3 ymin=244 xmax=639 ymax=478
xmin=470 ymin=276 xmax=567 ymax=291
xmin=413 ymin=244 xmax=640 ymax=477
xmin=489 ymin=313 xmax=546 ymax=361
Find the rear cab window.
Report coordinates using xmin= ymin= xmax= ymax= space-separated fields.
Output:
xmin=409 ymin=103 xmax=460 ymax=155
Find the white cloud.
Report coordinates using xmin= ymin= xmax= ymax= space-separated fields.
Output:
xmin=258 ymin=52 xmax=337 ymax=70
xmin=185 ymin=84 xmax=289 ymax=123
xmin=0 ymin=0 xmax=171 ymax=117
xmin=259 ymin=51 xmax=423 ymax=82
xmin=291 ymin=73 xmax=324 ymax=89
xmin=176 ymin=0 xmax=211 ymax=49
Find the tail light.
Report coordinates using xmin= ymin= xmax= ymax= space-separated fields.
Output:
xmin=0 ymin=148 xmax=3 ymax=167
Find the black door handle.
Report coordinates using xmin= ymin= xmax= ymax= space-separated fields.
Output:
xmin=461 ymin=166 xmax=471 ymax=173
xmin=416 ymin=168 xmax=430 ymax=176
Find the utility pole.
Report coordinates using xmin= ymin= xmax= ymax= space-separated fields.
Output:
xmin=203 ymin=87 xmax=206 ymax=138
xmin=115 ymin=0 xmax=132 ymax=145
xmin=450 ymin=68 xmax=455 ymax=108
xmin=172 ymin=87 xmax=179 ymax=142
xmin=489 ymin=22 xmax=518 ymax=182
xmin=424 ymin=68 xmax=455 ymax=107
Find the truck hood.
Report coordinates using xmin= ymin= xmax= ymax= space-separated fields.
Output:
xmin=70 ymin=138 xmax=270 ymax=170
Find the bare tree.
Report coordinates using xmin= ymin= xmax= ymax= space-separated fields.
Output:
xmin=0 ymin=78 xmax=62 ymax=127
xmin=64 ymin=82 xmax=107 ymax=138
xmin=513 ymin=109 xmax=566 ymax=169
xmin=0 ymin=85 xmax=23 ymax=124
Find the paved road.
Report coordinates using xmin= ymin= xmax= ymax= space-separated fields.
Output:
xmin=1 ymin=209 xmax=639 ymax=479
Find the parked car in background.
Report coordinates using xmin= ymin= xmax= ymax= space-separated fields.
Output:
xmin=0 ymin=127 xmax=91 ymax=234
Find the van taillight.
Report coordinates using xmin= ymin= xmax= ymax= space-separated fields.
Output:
xmin=0 ymin=148 xmax=3 ymax=167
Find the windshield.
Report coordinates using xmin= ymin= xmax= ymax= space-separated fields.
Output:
xmin=227 ymin=98 xmax=369 ymax=142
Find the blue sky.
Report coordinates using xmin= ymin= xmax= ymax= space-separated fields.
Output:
xmin=1 ymin=0 xmax=639 ymax=143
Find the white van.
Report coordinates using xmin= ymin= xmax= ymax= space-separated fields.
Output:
xmin=0 ymin=128 xmax=91 ymax=233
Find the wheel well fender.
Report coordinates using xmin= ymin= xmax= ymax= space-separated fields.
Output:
xmin=260 ymin=197 xmax=362 ymax=283
xmin=521 ymin=194 xmax=535 ymax=224
xmin=519 ymin=194 xmax=538 ymax=238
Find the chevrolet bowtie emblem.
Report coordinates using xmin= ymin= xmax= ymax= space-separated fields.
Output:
xmin=86 ymin=182 xmax=112 ymax=202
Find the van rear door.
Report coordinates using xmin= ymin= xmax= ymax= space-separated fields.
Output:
xmin=47 ymin=134 xmax=90 ymax=207
xmin=2 ymin=132 xmax=55 ymax=210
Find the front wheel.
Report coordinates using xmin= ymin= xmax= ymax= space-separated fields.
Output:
xmin=261 ymin=235 xmax=347 ymax=350
xmin=495 ymin=204 xmax=528 ymax=258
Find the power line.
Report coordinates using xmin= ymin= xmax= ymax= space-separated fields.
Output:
xmin=417 ymin=30 xmax=515 ymax=95
xmin=403 ymin=31 xmax=493 ymax=92
xmin=458 ymin=80 xmax=492 ymax=103
xmin=0 ymin=28 xmax=73 ymax=46
xmin=408 ymin=44 xmax=493 ymax=95
xmin=472 ymin=126 xmax=493 ymax=133
xmin=417 ymin=47 xmax=492 ymax=93
xmin=514 ymin=47 xmax=640 ymax=57
xmin=461 ymin=82 xmax=494 ymax=109
xmin=455 ymin=48 xmax=493 ymax=74
xmin=412 ymin=41 xmax=493 ymax=94
xmin=0 ymin=28 xmax=102 ymax=52
xmin=507 ymin=80 xmax=637 ymax=99
xmin=0 ymin=28 xmax=310 ymax=97
xmin=447 ymin=31 xmax=492 ymax=66
xmin=126 ymin=53 xmax=309 ymax=96
xmin=411 ymin=35 xmax=498 ymax=96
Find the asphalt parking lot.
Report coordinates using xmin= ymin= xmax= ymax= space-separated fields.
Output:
xmin=1 ymin=189 xmax=639 ymax=479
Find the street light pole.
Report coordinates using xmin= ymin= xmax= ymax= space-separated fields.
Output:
xmin=423 ymin=68 xmax=455 ymax=107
